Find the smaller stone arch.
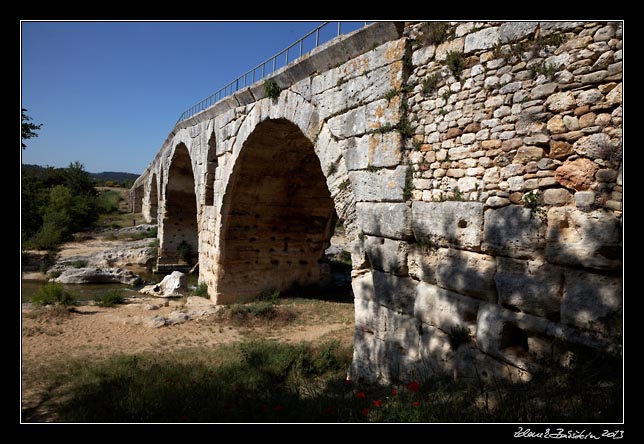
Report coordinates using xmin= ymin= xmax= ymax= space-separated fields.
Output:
xmin=148 ymin=172 xmax=159 ymax=223
xmin=204 ymin=131 xmax=218 ymax=206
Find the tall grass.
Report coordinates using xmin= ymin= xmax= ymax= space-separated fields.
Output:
xmin=29 ymin=340 xmax=621 ymax=423
xmin=30 ymin=282 xmax=75 ymax=307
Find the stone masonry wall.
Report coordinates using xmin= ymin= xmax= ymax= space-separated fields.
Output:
xmin=349 ymin=21 xmax=622 ymax=384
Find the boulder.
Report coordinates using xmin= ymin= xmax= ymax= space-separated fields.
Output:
xmin=139 ymin=271 xmax=188 ymax=298
xmin=54 ymin=267 xmax=141 ymax=285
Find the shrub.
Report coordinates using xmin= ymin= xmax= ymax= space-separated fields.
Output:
xmin=194 ymin=283 xmax=209 ymax=298
xmin=177 ymin=240 xmax=192 ymax=264
xmin=31 ymin=282 xmax=76 ymax=307
xmin=446 ymin=51 xmax=466 ymax=80
xmin=71 ymin=260 xmax=88 ymax=268
xmin=264 ymin=79 xmax=281 ymax=99
xmin=94 ymin=289 xmax=126 ymax=307
xmin=422 ymin=73 xmax=440 ymax=95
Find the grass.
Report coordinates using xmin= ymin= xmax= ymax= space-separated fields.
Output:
xmin=422 ymin=73 xmax=440 ymax=95
xmin=25 ymin=339 xmax=621 ymax=423
xmin=30 ymin=282 xmax=76 ymax=307
xmin=193 ymin=283 xmax=210 ymax=298
xmin=96 ymin=190 xmax=123 ymax=214
xmin=446 ymin=51 xmax=466 ymax=80
xmin=94 ymin=289 xmax=126 ymax=308
xmin=529 ymin=60 xmax=558 ymax=79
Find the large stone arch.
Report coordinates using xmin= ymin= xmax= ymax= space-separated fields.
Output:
xmin=157 ymin=143 xmax=199 ymax=271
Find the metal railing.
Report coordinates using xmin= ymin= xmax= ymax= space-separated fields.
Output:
xmin=177 ymin=21 xmax=370 ymax=123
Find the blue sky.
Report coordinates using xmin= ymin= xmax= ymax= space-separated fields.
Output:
xmin=21 ymin=21 xmax=367 ymax=174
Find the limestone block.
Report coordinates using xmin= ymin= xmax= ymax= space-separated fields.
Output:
xmin=411 ymin=201 xmax=484 ymax=248
xmin=435 ymin=38 xmax=465 ymax=61
xmin=419 ymin=323 xmax=453 ymax=370
xmin=561 ymin=269 xmax=622 ymax=336
xmin=544 ymin=91 xmax=576 ymax=112
xmin=412 ymin=45 xmax=436 ymax=66
xmin=513 ymin=146 xmax=544 ymax=163
xmin=349 ymin=330 xmax=386 ymax=383
xmin=327 ymin=106 xmax=367 ymax=139
xmin=495 ymin=257 xmax=563 ymax=318
xmin=436 ymin=248 xmax=497 ymax=301
xmin=349 ymin=166 xmax=408 ymax=202
xmin=364 ymin=236 xmax=409 ymax=276
xmin=546 ymin=207 xmax=622 ymax=270
xmin=355 ymin=202 xmax=413 ymax=240
xmin=414 ymin=281 xmax=480 ymax=333
xmin=407 ymin=243 xmax=440 ymax=283
xmin=343 ymin=132 xmax=402 ymax=170
xmin=363 ymin=270 xmax=417 ymax=315
xmin=482 ymin=205 xmax=546 ymax=259
xmin=499 ymin=22 xmax=538 ymax=43
xmin=464 ymin=27 xmax=500 ymax=53
xmin=573 ymin=133 xmax=616 ymax=160
xmin=314 ymin=125 xmax=344 ymax=177
xmin=543 ymin=188 xmax=571 ymax=205
xmin=451 ymin=344 xmax=532 ymax=383
xmin=354 ymin=297 xmax=387 ymax=337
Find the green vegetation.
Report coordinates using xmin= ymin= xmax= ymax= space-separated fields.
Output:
xmin=447 ymin=326 xmax=471 ymax=350
xmin=422 ymin=73 xmax=440 ymax=95
xmin=446 ymin=51 xmax=466 ymax=80
xmin=523 ymin=189 xmax=545 ymax=218
xmin=385 ymin=89 xmax=398 ymax=101
xmin=402 ymin=168 xmax=414 ymax=201
xmin=337 ymin=179 xmax=351 ymax=191
xmin=396 ymin=117 xmax=413 ymax=139
xmin=420 ymin=22 xmax=453 ymax=46
xmin=22 ymin=162 xmax=100 ymax=250
xmin=327 ymin=161 xmax=338 ymax=176
xmin=264 ymin=79 xmax=281 ymax=100
xmin=529 ymin=61 xmax=558 ymax=79
xmin=96 ymin=189 xmax=123 ymax=214
xmin=30 ymin=340 xmax=621 ymax=423
xmin=412 ymin=139 xmax=423 ymax=151
xmin=30 ymin=282 xmax=76 ymax=307
xmin=194 ymin=283 xmax=210 ymax=298
xmin=374 ymin=123 xmax=394 ymax=134
xmin=21 ymin=108 xmax=42 ymax=149
xmin=177 ymin=241 xmax=193 ymax=264
xmin=71 ymin=260 xmax=88 ymax=269
xmin=94 ymin=289 xmax=126 ymax=308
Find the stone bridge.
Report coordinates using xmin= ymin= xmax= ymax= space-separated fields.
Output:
xmin=131 ymin=21 xmax=623 ymax=384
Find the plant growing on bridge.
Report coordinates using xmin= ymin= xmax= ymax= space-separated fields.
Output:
xmin=264 ymin=79 xmax=281 ymax=100
xmin=445 ymin=51 xmax=465 ymax=80
xmin=422 ymin=73 xmax=440 ymax=95
xmin=177 ymin=240 xmax=193 ymax=264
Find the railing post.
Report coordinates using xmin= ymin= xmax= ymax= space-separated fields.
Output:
xmin=337 ymin=22 xmax=341 ymax=36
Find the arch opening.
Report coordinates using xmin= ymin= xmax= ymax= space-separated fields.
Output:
xmin=158 ymin=144 xmax=199 ymax=271
xmin=205 ymin=132 xmax=218 ymax=206
xmin=216 ymin=119 xmax=338 ymax=303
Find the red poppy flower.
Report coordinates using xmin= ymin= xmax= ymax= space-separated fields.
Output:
xmin=274 ymin=405 xmax=284 ymax=412
xmin=391 ymin=388 xmax=399 ymax=396
xmin=325 ymin=406 xmax=334 ymax=414
xmin=356 ymin=391 xmax=366 ymax=399
xmin=344 ymin=379 xmax=353 ymax=386
xmin=262 ymin=404 xmax=269 ymax=412
xmin=361 ymin=408 xmax=370 ymax=416
xmin=373 ymin=399 xmax=382 ymax=408
xmin=412 ymin=401 xmax=421 ymax=407
xmin=223 ymin=402 xmax=234 ymax=410
xmin=408 ymin=381 xmax=420 ymax=393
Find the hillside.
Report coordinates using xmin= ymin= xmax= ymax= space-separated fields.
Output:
xmin=22 ymin=164 xmax=139 ymax=184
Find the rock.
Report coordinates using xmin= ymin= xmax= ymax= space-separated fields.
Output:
xmin=464 ymin=27 xmax=500 ymax=53
xmin=574 ymin=190 xmax=595 ymax=207
xmin=144 ymin=303 xmax=162 ymax=310
xmin=343 ymin=132 xmax=402 ymax=170
xmin=594 ymin=25 xmax=615 ymax=42
xmin=577 ymin=89 xmax=604 ymax=106
xmin=348 ymin=166 xmax=408 ymax=202
xmin=555 ymin=158 xmax=599 ymax=191
xmin=579 ymin=112 xmax=596 ymax=128
xmin=561 ymin=269 xmax=622 ymax=336
xmin=435 ymin=248 xmax=497 ymax=302
xmin=546 ymin=207 xmax=622 ymax=270
xmin=352 ymin=270 xmax=417 ymax=316
xmin=573 ymin=133 xmax=615 ymax=160
xmin=412 ymin=45 xmax=436 ymax=66
xmin=356 ymin=202 xmax=413 ymax=240
xmin=546 ymin=115 xmax=566 ymax=134
xmin=464 ymin=122 xmax=481 ymax=133
xmin=531 ymin=83 xmax=557 ymax=100
xmin=485 ymin=196 xmax=510 ymax=208
xmin=563 ymin=115 xmax=580 ymax=131
xmin=596 ymin=168 xmax=618 ymax=183
xmin=549 ymin=140 xmax=574 ymax=159
xmin=414 ymin=281 xmax=480 ymax=332
xmin=545 ymin=91 xmax=576 ymax=112
xmin=54 ymin=267 xmax=141 ymax=285
xmin=605 ymin=82 xmax=622 ymax=105
xmin=499 ymin=22 xmax=538 ymax=43
xmin=363 ymin=236 xmax=409 ymax=276
xmin=514 ymin=146 xmax=544 ymax=163
xmin=139 ymin=271 xmax=188 ymax=298
xmin=407 ymin=244 xmax=440 ymax=283
xmin=411 ymin=201 xmax=484 ymax=249
xmin=495 ymin=257 xmax=563 ymax=318
xmin=482 ymin=205 xmax=546 ymax=259
xmin=543 ymin=188 xmax=571 ymax=205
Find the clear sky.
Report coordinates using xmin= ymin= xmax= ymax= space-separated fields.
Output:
xmin=21 ymin=21 xmax=367 ymax=175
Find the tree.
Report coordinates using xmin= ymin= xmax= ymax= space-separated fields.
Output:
xmin=21 ymin=108 xmax=42 ymax=149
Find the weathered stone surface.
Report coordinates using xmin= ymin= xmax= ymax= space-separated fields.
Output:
xmin=54 ymin=267 xmax=142 ymax=286
xmin=545 ymin=91 xmax=576 ymax=112
xmin=436 ymin=248 xmax=497 ymax=301
xmin=343 ymin=132 xmax=402 ymax=170
xmin=407 ymin=243 xmax=439 ymax=283
xmin=549 ymin=140 xmax=574 ymax=159
xmin=140 ymin=271 xmax=188 ymax=298
xmin=514 ymin=146 xmax=544 ymax=163
xmin=364 ymin=236 xmax=409 ymax=276
xmin=573 ymin=133 xmax=616 ymax=160
xmin=547 ymin=115 xmax=566 ymax=134
xmin=353 ymin=270 xmax=418 ymax=315
xmin=412 ymin=45 xmax=436 ymax=66
xmin=485 ymin=196 xmax=510 ymax=208
xmin=555 ymin=158 xmax=599 ymax=191
xmin=349 ymin=166 xmax=408 ymax=202
xmin=574 ymin=190 xmax=595 ymax=207
xmin=495 ymin=257 xmax=563 ymax=318
xmin=561 ymin=269 xmax=622 ymax=336
xmin=411 ymin=201 xmax=484 ymax=248
xmin=531 ymin=82 xmax=557 ymax=99
xmin=464 ymin=27 xmax=500 ymax=53
xmin=483 ymin=205 xmax=546 ymax=259
xmin=356 ymin=202 xmax=413 ymax=240
xmin=499 ymin=22 xmax=537 ymax=43
xmin=415 ymin=281 xmax=480 ymax=333
xmin=543 ymin=188 xmax=571 ymax=205
xmin=605 ymin=82 xmax=622 ymax=105
xmin=546 ymin=208 xmax=622 ymax=270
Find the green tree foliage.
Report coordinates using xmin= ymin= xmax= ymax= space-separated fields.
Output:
xmin=21 ymin=108 xmax=42 ymax=149
xmin=22 ymin=162 xmax=100 ymax=250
